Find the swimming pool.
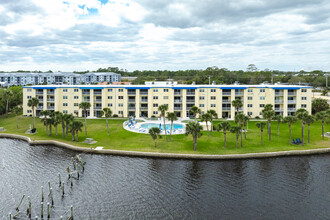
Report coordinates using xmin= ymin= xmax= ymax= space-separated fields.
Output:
xmin=141 ymin=123 xmax=184 ymax=130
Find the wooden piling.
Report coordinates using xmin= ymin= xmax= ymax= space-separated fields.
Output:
xmin=72 ymin=157 xmax=76 ymax=170
xmin=9 ymin=213 xmax=11 ymax=220
xmin=40 ymin=202 xmax=43 ymax=219
xmin=50 ymin=187 xmax=54 ymax=206
xmin=16 ymin=194 xmax=25 ymax=211
xmin=41 ymin=186 xmax=44 ymax=202
xmin=62 ymin=182 xmax=65 ymax=197
xmin=48 ymin=181 xmax=51 ymax=194
xmin=70 ymin=174 xmax=73 ymax=187
xmin=28 ymin=197 xmax=31 ymax=219
xmin=47 ymin=202 xmax=50 ymax=219
xmin=71 ymin=205 xmax=73 ymax=220
xmin=59 ymin=173 xmax=61 ymax=186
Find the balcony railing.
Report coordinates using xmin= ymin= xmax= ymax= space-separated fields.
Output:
xmin=94 ymin=91 xmax=102 ymax=95
xmin=38 ymin=99 xmax=43 ymax=102
xmin=128 ymin=92 xmax=136 ymax=95
xmin=37 ymin=106 xmax=44 ymax=110
xmin=94 ymin=106 xmax=102 ymax=110
xmin=174 ymin=107 xmax=183 ymax=110
xmin=83 ymin=100 xmax=90 ymax=103
xmin=140 ymin=107 xmax=148 ymax=111
xmin=94 ymin=99 xmax=102 ymax=103
xmin=140 ymin=99 xmax=148 ymax=103
xmin=47 ymin=91 xmax=54 ymax=95
xmin=186 ymin=100 xmax=195 ymax=103
xmin=186 ymin=92 xmax=195 ymax=95
xmin=174 ymin=92 xmax=181 ymax=95
xmin=47 ymin=99 xmax=54 ymax=102
xmin=275 ymin=92 xmax=284 ymax=96
xmin=222 ymin=100 xmax=231 ymax=103
xmin=128 ymin=99 xmax=136 ymax=103
xmin=288 ymin=100 xmax=296 ymax=104
xmin=82 ymin=92 xmax=90 ymax=95
xmin=275 ymin=108 xmax=284 ymax=111
xmin=36 ymin=91 xmax=43 ymax=95
xmin=140 ymin=91 xmax=148 ymax=95
xmin=222 ymin=92 xmax=231 ymax=95
xmin=275 ymin=100 xmax=283 ymax=103
xmin=288 ymin=108 xmax=296 ymax=111
xmin=128 ymin=107 xmax=136 ymax=110
xmin=47 ymin=106 xmax=54 ymax=110
xmin=222 ymin=107 xmax=231 ymax=111
xmin=235 ymin=92 xmax=243 ymax=96
xmin=288 ymin=92 xmax=296 ymax=96
xmin=174 ymin=99 xmax=182 ymax=103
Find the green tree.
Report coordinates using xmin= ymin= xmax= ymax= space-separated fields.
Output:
xmin=312 ymin=98 xmax=329 ymax=114
xmin=64 ymin=114 xmax=75 ymax=136
xmin=274 ymin=114 xmax=283 ymax=136
xmin=189 ymin=106 xmax=201 ymax=121
xmin=40 ymin=110 xmax=51 ymax=135
xmin=235 ymin=113 xmax=245 ymax=148
xmin=27 ymin=97 xmax=39 ymax=129
xmin=74 ymin=121 xmax=84 ymax=142
xmin=158 ymin=104 xmax=169 ymax=141
xmin=243 ymin=115 xmax=249 ymax=139
xmin=321 ymin=87 xmax=329 ymax=96
xmin=262 ymin=105 xmax=275 ymax=141
xmin=256 ymin=122 xmax=266 ymax=146
xmin=201 ymin=113 xmax=212 ymax=138
xmin=232 ymin=99 xmax=243 ymax=115
xmin=79 ymin=102 xmax=91 ymax=137
xmin=230 ymin=126 xmax=242 ymax=148
xmin=283 ymin=116 xmax=297 ymax=145
xmin=2 ymin=90 xmax=13 ymax=116
xmin=102 ymin=108 xmax=112 ymax=136
xmin=305 ymin=115 xmax=315 ymax=143
xmin=296 ymin=108 xmax=309 ymax=146
xmin=315 ymin=111 xmax=329 ymax=140
xmin=149 ymin=127 xmax=161 ymax=147
xmin=12 ymin=106 xmax=22 ymax=129
xmin=217 ymin=121 xmax=231 ymax=148
xmin=166 ymin=112 xmax=177 ymax=141
xmin=185 ymin=121 xmax=203 ymax=151
xmin=207 ymin=109 xmax=218 ymax=136
xmin=52 ymin=111 xmax=61 ymax=137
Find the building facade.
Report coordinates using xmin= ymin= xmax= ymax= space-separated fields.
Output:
xmin=22 ymin=84 xmax=312 ymax=119
xmin=0 ymin=72 xmax=121 ymax=86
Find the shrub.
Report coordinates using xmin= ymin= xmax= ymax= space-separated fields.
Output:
xmin=151 ymin=115 xmax=156 ymax=118
xmin=112 ymin=114 xmax=118 ymax=118
xmin=255 ymin=116 xmax=260 ymax=119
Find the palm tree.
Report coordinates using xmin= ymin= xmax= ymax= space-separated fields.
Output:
xmin=79 ymin=102 xmax=91 ymax=137
xmin=235 ymin=113 xmax=245 ymax=148
xmin=65 ymin=114 xmax=75 ymax=136
xmin=185 ymin=121 xmax=203 ymax=151
xmin=73 ymin=121 xmax=84 ymax=142
xmin=27 ymin=97 xmax=39 ymax=129
xmin=274 ymin=114 xmax=283 ymax=136
xmin=48 ymin=114 xmax=54 ymax=136
xmin=315 ymin=111 xmax=329 ymax=140
xmin=3 ymin=90 xmax=13 ymax=116
xmin=283 ymin=116 xmax=297 ymax=145
xmin=102 ymin=108 xmax=112 ymax=136
xmin=305 ymin=115 xmax=315 ymax=143
xmin=166 ymin=112 xmax=177 ymax=141
xmin=57 ymin=112 xmax=66 ymax=138
xmin=207 ymin=110 xmax=217 ymax=136
xmin=243 ymin=115 xmax=249 ymax=139
xmin=52 ymin=111 xmax=61 ymax=137
xmin=296 ymin=109 xmax=309 ymax=146
xmin=262 ymin=108 xmax=275 ymax=141
xmin=158 ymin=104 xmax=168 ymax=141
xmin=40 ymin=110 xmax=51 ymax=135
xmin=149 ymin=127 xmax=161 ymax=147
xmin=217 ymin=121 xmax=231 ymax=148
xmin=189 ymin=106 xmax=201 ymax=121
xmin=12 ymin=106 xmax=22 ymax=128
xmin=232 ymin=99 xmax=243 ymax=115
xmin=230 ymin=126 xmax=242 ymax=148
xmin=256 ymin=122 xmax=266 ymax=146
xmin=201 ymin=113 xmax=212 ymax=138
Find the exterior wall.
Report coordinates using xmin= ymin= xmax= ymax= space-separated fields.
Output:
xmin=22 ymin=86 xmax=313 ymax=119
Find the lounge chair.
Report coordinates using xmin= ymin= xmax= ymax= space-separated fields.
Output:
xmin=297 ymin=138 xmax=302 ymax=144
xmin=292 ymin=139 xmax=297 ymax=144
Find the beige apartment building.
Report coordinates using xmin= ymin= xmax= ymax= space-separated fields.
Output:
xmin=23 ymin=84 xmax=312 ymax=119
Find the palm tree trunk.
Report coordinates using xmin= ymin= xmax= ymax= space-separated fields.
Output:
xmin=62 ymin=122 xmax=65 ymax=138
xmin=261 ymin=130 xmax=263 ymax=146
xmin=49 ymin=125 xmax=52 ymax=136
xmin=211 ymin=119 xmax=213 ymax=136
xmin=240 ymin=127 xmax=243 ymax=148
xmin=170 ymin=121 xmax=173 ymax=141
xmin=322 ymin=121 xmax=324 ymax=140
xmin=244 ymin=123 xmax=247 ymax=139
xmin=32 ymin=107 xmax=35 ymax=129
xmin=16 ymin=114 xmax=18 ymax=128
xmin=106 ymin=118 xmax=109 ymax=136
xmin=76 ymin=131 xmax=79 ymax=142
xmin=289 ymin=125 xmax=292 ymax=145
xmin=163 ymin=116 xmax=167 ymax=141
xmin=66 ymin=124 xmax=69 ymax=136
xmin=277 ymin=122 xmax=280 ymax=136
xmin=302 ymin=124 xmax=305 ymax=146
xmin=308 ymin=125 xmax=310 ymax=143
xmin=224 ymin=132 xmax=226 ymax=148
xmin=84 ymin=110 xmax=87 ymax=137
xmin=206 ymin=122 xmax=209 ymax=138
xmin=71 ymin=132 xmax=75 ymax=141
xmin=268 ymin=121 xmax=271 ymax=141
xmin=6 ymin=99 xmax=9 ymax=115
xmin=46 ymin=123 xmax=48 ymax=136
xmin=236 ymin=135 xmax=239 ymax=148
xmin=155 ymin=138 xmax=157 ymax=148
xmin=55 ymin=126 xmax=58 ymax=136
xmin=193 ymin=136 xmax=197 ymax=151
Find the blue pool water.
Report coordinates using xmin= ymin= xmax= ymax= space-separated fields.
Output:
xmin=141 ymin=123 xmax=184 ymax=130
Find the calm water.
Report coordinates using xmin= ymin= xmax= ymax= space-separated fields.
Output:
xmin=141 ymin=123 xmax=184 ymax=130
xmin=0 ymin=138 xmax=330 ymax=219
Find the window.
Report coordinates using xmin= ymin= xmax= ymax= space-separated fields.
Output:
xmin=108 ymin=103 xmax=112 ymax=107
xmin=27 ymin=96 xmax=32 ymax=99
xmin=74 ymin=96 xmax=79 ymax=99
xmin=260 ymin=104 xmax=265 ymax=108
xmin=153 ymin=89 xmax=158 ymax=92
xmin=260 ymin=89 xmax=265 ymax=92
xmin=153 ymin=96 xmax=158 ymax=100
xmin=63 ymin=110 xmax=68 ymax=114
xmin=248 ymin=97 xmax=253 ymax=100
xmin=211 ymin=89 xmax=216 ymax=92
xmin=119 ymin=89 xmax=123 ymax=92
xmin=108 ymin=96 xmax=112 ymax=99
xmin=74 ymin=103 xmax=78 ymax=107
xmin=211 ymin=96 xmax=216 ymax=100
xmin=63 ymin=89 xmax=68 ymax=92
xmin=301 ymin=104 xmax=307 ymax=108
xmin=118 ymin=111 xmax=123 ymax=115
xmin=199 ymin=104 xmax=204 ymax=107
xmin=164 ymin=96 xmax=168 ymax=99
xmin=259 ymin=112 xmax=263 ymax=115
xmin=118 ymin=103 xmax=123 ymax=107
xmin=248 ymin=104 xmax=253 ymax=108
xmin=153 ymin=104 xmax=158 ymax=107
xmin=199 ymin=96 xmax=205 ymax=100
xmin=63 ymin=96 xmax=68 ymax=99
xmin=248 ymin=112 xmax=252 ymax=116
xmin=200 ymin=89 xmax=205 ymax=92
xmin=302 ymin=89 xmax=307 ymax=92
xmin=211 ymin=104 xmax=216 ymax=107
xmin=248 ymin=89 xmax=253 ymax=92
xmin=118 ymin=96 xmax=123 ymax=99
xmin=108 ymin=89 xmax=112 ymax=92
xmin=260 ymin=96 xmax=265 ymax=100
xmin=153 ymin=111 xmax=158 ymax=115
xmin=163 ymin=89 xmax=168 ymax=92
xmin=74 ymin=89 xmax=79 ymax=92
xmin=27 ymin=110 xmax=32 ymax=113
xmin=302 ymin=97 xmax=307 ymax=100
xmin=63 ymin=103 xmax=68 ymax=106
xmin=74 ymin=110 xmax=78 ymax=115
xmin=27 ymin=89 xmax=32 ymax=92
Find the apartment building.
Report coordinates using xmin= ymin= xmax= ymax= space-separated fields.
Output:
xmin=0 ymin=72 xmax=121 ymax=86
xmin=22 ymin=84 xmax=312 ymax=119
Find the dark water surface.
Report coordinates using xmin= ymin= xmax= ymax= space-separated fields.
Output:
xmin=0 ymin=138 xmax=330 ymax=219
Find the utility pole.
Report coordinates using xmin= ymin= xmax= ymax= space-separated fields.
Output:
xmin=326 ymin=73 xmax=329 ymax=88
xmin=208 ymin=76 xmax=211 ymax=85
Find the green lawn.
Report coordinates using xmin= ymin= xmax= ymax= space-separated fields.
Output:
xmin=0 ymin=114 xmax=329 ymax=155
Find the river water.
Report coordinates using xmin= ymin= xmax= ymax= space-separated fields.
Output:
xmin=0 ymin=138 xmax=330 ymax=219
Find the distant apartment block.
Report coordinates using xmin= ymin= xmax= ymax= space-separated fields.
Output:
xmin=0 ymin=72 xmax=121 ymax=86
xmin=23 ymin=83 xmax=312 ymax=119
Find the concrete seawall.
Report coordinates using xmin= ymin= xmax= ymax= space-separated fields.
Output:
xmin=1 ymin=133 xmax=330 ymax=160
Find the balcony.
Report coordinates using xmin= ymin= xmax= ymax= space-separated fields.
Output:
xmin=174 ymin=99 xmax=182 ymax=103
xmin=186 ymin=99 xmax=195 ymax=103
xmin=140 ymin=91 xmax=148 ymax=95
xmin=94 ymin=99 xmax=102 ymax=103
xmin=222 ymin=100 xmax=231 ymax=103
xmin=275 ymin=92 xmax=283 ymax=96
xmin=275 ymin=108 xmax=284 ymax=112
xmin=288 ymin=108 xmax=296 ymax=111
xmin=128 ymin=99 xmax=136 ymax=103
xmin=174 ymin=107 xmax=183 ymax=111
xmin=37 ymin=106 xmax=44 ymax=110
xmin=128 ymin=107 xmax=136 ymax=110
xmin=94 ymin=91 xmax=102 ymax=95
xmin=36 ymin=91 xmax=43 ymax=95
xmin=47 ymin=91 xmax=54 ymax=95
xmin=186 ymin=92 xmax=195 ymax=95
xmin=222 ymin=107 xmax=231 ymax=111
xmin=140 ymin=107 xmax=148 ymax=111
xmin=222 ymin=92 xmax=231 ymax=96
xmin=275 ymin=100 xmax=283 ymax=104
xmin=47 ymin=99 xmax=54 ymax=102
xmin=174 ymin=92 xmax=181 ymax=95
xmin=83 ymin=99 xmax=90 ymax=103
xmin=94 ymin=106 xmax=102 ymax=110
xmin=288 ymin=92 xmax=296 ymax=96
xmin=288 ymin=100 xmax=296 ymax=104
xmin=140 ymin=99 xmax=148 ymax=103
xmin=38 ymin=99 xmax=43 ymax=102
xmin=235 ymin=92 xmax=243 ymax=96
xmin=47 ymin=106 xmax=54 ymax=110
xmin=82 ymin=92 xmax=90 ymax=95
xmin=128 ymin=92 xmax=136 ymax=95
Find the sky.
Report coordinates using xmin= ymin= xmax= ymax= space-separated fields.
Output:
xmin=0 ymin=0 xmax=329 ymax=72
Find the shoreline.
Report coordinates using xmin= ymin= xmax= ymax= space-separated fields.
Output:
xmin=1 ymin=133 xmax=330 ymax=160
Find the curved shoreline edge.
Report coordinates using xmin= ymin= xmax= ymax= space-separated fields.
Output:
xmin=1 ymin=133 xmax=330 ymax=160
